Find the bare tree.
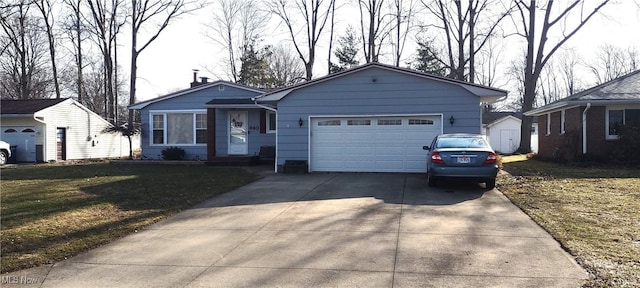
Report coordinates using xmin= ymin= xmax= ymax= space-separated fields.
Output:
xmin=62 ymin=0 xmax=85 ymax=103
xmin=270 ymin=0 xmax=335 ymax=80
xmin=128 ymin=0 xmax=203 ymax=141
xmin=390 ymin=0 xmax=417 ymax=66
xmin=587 ymin=44 xmax=639 ymax=84
xmin=475 ymin=37 xmax=505 ymax=87
xmin=557 ymin=48 xmax=582 ymax=96
xmin=420 ymin=0 xmax=511 ymax=82
xmin=206 ymin=0 xmax=266 ymax=82
xmin=268 ymin=44 xmax=306 ymax=87
xmin=33 ymin=0 xmax=61 ymax=99
xmin=358 ymin=0 xmax=390 ymax=63
xmin=512 ymin=0 xmax=610 ymax=153
xmin=86 ymin=0 xmax=125 ymax=122
xmin=0 ymin=0 xmax=52 ymax=99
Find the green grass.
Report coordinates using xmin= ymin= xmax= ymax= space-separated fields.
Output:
xmin=0 ymin=163 xmax=260 ymax=273
xmin=498 ymin=156 xmax=640 ymax=288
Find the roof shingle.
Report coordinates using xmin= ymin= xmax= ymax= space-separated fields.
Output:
xmin=1 ymin=98 xmax=67 ymax=115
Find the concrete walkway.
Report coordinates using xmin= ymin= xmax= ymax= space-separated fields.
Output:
xmin=4 ymin=172 xmax=586 ymax=287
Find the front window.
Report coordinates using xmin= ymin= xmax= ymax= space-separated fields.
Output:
xmin=560 ymin=110 xmax=566 ymax=134
xmin=153 ymin=115 xmax=164 ymax=144
xmin=546 ymin=113 xmax=551 ymax=135
xmin=607 ymin=108 xmax=640 ymax=139
xmin=267 ymin=111 xmax=276 ymax=133
xmin=196 ymin=114 xmax=207 ymax=144
xmin=151 ymin=112 xmax=206 ymax=145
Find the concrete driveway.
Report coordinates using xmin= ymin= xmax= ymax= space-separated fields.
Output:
xmin=6 ymin=172 xmax=586 ymax=287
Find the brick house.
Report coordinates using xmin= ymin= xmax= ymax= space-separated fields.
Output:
xmin=524 ymin=70 xmax=640 ymax=160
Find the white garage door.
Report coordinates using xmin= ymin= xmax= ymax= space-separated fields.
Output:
xmin=310 ymin=115 xmax=442 ymax=173
xmin=1 ymin=126 xmax=37 ymax=162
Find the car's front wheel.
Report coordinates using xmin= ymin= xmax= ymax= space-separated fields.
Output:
xmin=485 ymin=178 xmax=496 ymax=189
xmin=0 ymin=151 xmax=7 ymax=165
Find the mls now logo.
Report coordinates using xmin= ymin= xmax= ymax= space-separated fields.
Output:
xmin=2 ymin=275 xmax=40 ymax=284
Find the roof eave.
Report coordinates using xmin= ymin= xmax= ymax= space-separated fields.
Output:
xmin=204 ymin=104 xmax=262 ymax=109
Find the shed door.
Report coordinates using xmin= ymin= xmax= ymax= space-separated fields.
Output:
xmin=57 ymin=128 xmax=66 ymax=161
xmin=310 ymin=116 xmax=441 ymax=172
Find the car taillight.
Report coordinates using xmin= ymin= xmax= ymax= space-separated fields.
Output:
xmin=431 ymin=152 xmax=444 ymax=164
xmin=484 ymin=152 xmax=497 ymax=164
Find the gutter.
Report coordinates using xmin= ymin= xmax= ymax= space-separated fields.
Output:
xmin=251 ymin=98 xmax=277 ymax=112
xmin=582 ymin=103 xmax=591 ymax=154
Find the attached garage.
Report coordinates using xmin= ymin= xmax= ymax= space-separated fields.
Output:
xmin=310 ymin=115 xmax=442 ymax=172
xmin=255 ymin=63 xmax=508 ymax=173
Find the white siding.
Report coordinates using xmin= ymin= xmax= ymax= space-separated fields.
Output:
xmin=34 ymin=100 xmax=139 ymax=162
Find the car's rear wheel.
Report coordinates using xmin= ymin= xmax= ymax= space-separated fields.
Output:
xmin=0 ymin=151 xmax=7 ymax=165
xmin=485 ymin=178 xmax=496 ymax=189
xmin=427 ymin=173 xmax=437 ymax=187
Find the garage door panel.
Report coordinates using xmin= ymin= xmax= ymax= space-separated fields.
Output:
xmin=310 ymin=116 xmax=441 ymax=173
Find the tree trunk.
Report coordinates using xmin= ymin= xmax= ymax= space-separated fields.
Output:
xmin=518 ymin=0 xmax=536 ymax=153
xmin=455 ymin=1 xmax=465 ymax=80
xmin=468 ymin=0 xmax=475 ymax=83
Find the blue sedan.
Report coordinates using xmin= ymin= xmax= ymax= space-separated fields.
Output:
xmin=423 ymin=133 xmax=499 ymax=189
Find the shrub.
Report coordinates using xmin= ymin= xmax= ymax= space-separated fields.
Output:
xmin=611 ymin=125 xmax=640 ymax=165
xmin=161 ymin=146 xmax=186 ymax=160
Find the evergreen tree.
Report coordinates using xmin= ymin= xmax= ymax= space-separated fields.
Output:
xmin=238 ymin=44 xmax=274 ymax=88
xmin=330 ymin=26 xmax=360 ymax=74
xmin=412 ymin=38 xmax=447 ymax=76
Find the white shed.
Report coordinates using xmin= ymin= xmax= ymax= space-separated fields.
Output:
xmin=1 ymin=98 xmax=140 ymax=162
xmin=483 ymin=115 xmax=522 ymax=154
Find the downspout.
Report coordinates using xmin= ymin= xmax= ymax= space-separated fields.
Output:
xmin=253 ymin=99 xmax=278 ymax=173
xmin=582 ymin=103 xmax=591 ymax=154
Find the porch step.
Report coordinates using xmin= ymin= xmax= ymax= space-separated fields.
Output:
xmin=206 ymin=156 xmax=258 ymax=166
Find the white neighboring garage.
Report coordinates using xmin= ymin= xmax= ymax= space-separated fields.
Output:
xmin=0 ymin=98 xmax=140 ymax=162
xmin=310 ymin=115 xmax=442 ymax=172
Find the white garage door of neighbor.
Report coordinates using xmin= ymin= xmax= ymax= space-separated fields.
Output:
xmin=310 ymin=115 xmax=442 ymax=173
xmin=1 ymin=126 xmax=37 ymax=162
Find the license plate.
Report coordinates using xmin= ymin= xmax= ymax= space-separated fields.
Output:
xmin=457 ymin=156 xmax=470 ymax=163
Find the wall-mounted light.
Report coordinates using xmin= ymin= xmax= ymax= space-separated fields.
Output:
xmin=449 ymin=115 xmax=455 ymax=125
xmin=298 ymin=117 xmax=304 ymax=127
xmin=371 ymin=77 xmax=377 ymax=83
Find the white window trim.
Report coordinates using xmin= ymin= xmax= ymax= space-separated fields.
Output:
xmin=149 ymin=110 xmax=207 ymax=146
xmin=546 ymin=113 xmax=551 ymax=136
xmin=560 ymin=110 xmax=566 ymax=134
xmin=266 ymin=111 xmax=276 ymax=134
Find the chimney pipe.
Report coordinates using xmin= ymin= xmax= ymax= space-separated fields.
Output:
xmin=200 ymin=77 xmax=208 ymax=83
xmin=191 ymin=69 xmax=199 ymax=87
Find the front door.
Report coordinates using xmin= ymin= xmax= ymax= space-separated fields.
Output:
xmin=56 ymin=128 xmax=66 ymax=161
xmin=228 ymin=111 xmax=248 ymax=155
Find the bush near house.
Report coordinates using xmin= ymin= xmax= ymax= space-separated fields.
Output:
xmin=161 ymin=146 xmax=186 ymax=160
xmin=611 ymin=126 xmax=640 ymax=165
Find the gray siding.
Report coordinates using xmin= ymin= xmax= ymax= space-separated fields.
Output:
xmin=138 ymin=84 xmax=264 ymax=160
xmin=276 ymin=67 xmax=482 ymax=165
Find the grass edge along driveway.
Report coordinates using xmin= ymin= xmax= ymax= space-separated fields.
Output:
xmin=1 ymin=163 xmax=260 ymax=273
xmin=498 ymin=155 xmax=640 ymax=288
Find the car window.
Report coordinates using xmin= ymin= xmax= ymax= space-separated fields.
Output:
xmin=436 ymin=137 xmax=489 ymax=149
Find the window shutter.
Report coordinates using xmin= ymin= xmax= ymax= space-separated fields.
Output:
xmin=260 ymin=110 xmax=266 ymax=134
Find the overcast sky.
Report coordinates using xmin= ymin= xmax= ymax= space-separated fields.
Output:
xmin=131 ymin=1 xmax=640 ymax=102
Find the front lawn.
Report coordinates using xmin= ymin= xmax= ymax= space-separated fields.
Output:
xmin=0 ymin=163 xmax=260 ymax=273
xmin=498 ymin=155 xmax=640 ymax=288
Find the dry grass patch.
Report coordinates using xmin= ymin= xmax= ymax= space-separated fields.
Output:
xmin=498 ymin=156 xmax=640 ymax=287
xmin=1 ymin=163 xmax=260 ymax=273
